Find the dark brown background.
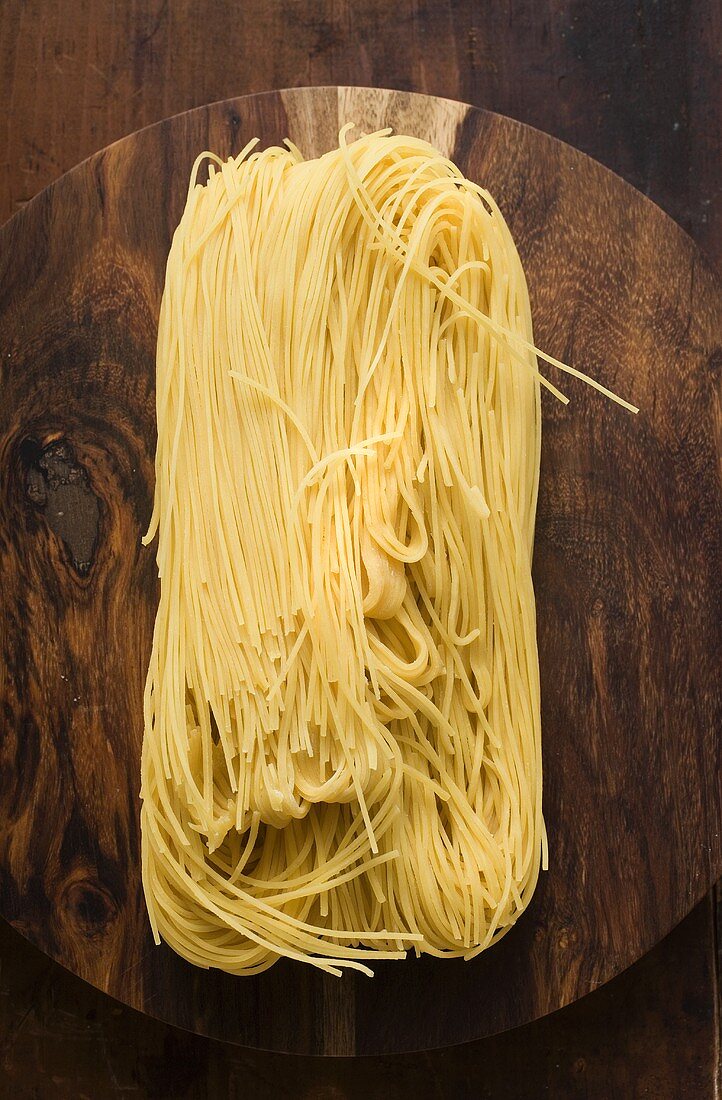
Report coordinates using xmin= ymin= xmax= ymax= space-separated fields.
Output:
xmin=0 ymin=1 xmax=719 ymax=1096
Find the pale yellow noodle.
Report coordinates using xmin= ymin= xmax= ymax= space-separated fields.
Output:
xmin=141 ymin=128 xmax=633 ymax=975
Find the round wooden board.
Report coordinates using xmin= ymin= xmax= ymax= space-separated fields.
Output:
xmin=0 ymin=87 xmax=720 ymax=1056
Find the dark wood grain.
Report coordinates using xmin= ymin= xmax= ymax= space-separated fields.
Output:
xmin=2 ymin=3 xmax=721 ymax=1093
xmin=0 ymin=86 xmax=719 ymax=1057
xmin=0 ymin=0 xmax=719 ymax=265
xmin=1 ymin=897 xmax=718 ymax=1099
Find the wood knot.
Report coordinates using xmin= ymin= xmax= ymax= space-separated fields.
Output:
xmin=21 ymin=437 xmax=100 ymax=576
xmin=557 ymin=925 xmax=578 ymax=950
xmin=60 ymin=878 xmax=118 ymax=938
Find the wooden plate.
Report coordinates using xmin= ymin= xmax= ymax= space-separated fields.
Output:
xmin=0 ymin=87 xmax=720 ymax=1056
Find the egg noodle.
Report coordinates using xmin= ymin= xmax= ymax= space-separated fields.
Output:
xmin=140 ymin=126 xmax=636 ymax=976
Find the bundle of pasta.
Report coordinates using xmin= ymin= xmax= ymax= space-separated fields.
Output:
xmin=140 ymin=127 xmax=634 ymax=976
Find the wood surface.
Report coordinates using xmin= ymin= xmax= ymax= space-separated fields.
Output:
xmin=0 ymin=85 xmax=719 ymax=1059
xmin=1 ymin=1 xmax=719 ymax=263
xmin=1 ymin=897 xmax=718 ymax=1098
xmin=1 ymin=1 xmax=720 ymax=1095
